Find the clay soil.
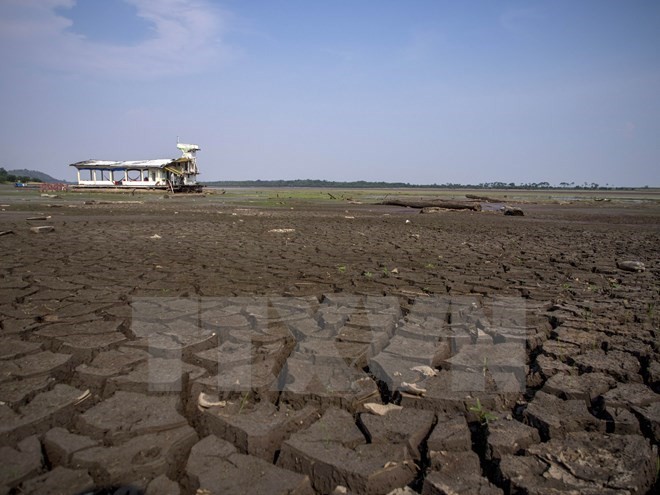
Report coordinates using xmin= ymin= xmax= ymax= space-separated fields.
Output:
xmin=0 ymin=187 xmax=659 ymax=494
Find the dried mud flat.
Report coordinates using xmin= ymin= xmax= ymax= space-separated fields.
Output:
xmin=0 ymin=190 xmax=659 ymax=495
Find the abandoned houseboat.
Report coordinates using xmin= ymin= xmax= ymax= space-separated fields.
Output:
xmin=69 ymin=142 xmax=202 ymax=192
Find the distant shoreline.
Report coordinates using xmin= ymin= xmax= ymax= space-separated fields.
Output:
xmin=201 ymin=179 xmax=657 ymax=191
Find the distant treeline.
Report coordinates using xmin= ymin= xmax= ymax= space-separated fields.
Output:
xmin=202 ymin=179 xmax=642 ymax=190
xmin=0 ymin=167 xmax=42 ymax=184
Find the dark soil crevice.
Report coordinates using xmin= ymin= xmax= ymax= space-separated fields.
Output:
xmin=407 ymin=413 xmax=437 ymax=493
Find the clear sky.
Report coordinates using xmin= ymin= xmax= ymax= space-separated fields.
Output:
xmin=1 ymin=0 xmax=659 ymax=186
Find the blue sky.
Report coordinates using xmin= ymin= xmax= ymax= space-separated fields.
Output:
xmin=1 ymin=0 xmax=659 ymax=186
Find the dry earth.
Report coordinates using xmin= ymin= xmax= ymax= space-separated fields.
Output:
xmin=0 ymin=188 xmax=659 ymax=494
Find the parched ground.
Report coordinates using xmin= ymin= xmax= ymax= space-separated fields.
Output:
xmin=0 ymin=188 xmax=659 ymax=494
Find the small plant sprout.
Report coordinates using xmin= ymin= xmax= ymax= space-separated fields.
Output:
xmin=337 ymin=265 xmax=346 ymax=273
xmin=238 ymin=390 xmax=250 ymax=415
xmin=363 ymin=271 xmax=373 ymax=278
xmin=469 ymin=398 xmax=497 ymax=425
xmin=425 ymin=263 xmax=436 ymax=269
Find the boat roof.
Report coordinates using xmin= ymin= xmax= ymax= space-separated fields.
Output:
xmin=70 ymin=158 xmax=189 ymax=170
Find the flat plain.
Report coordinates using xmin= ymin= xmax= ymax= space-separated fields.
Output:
xmin=0 ymin=186 xmax=658 ymax=494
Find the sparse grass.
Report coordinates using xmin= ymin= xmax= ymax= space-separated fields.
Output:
xmin=237 ymin=390 xmax=250 ymax=414
xmin=469 ymin=398 xmax=497 ymax=425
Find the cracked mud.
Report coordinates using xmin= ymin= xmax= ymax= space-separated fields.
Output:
xmin=0 ymin=192 xmax=659 ymax=494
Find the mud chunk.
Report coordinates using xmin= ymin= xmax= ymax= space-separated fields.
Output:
xmin=534 ymin=354 xmax=576 ymax=379
xmin=185 ymin=435 xmax=312 ymax=495
xmin=0 ymin=436 xmax=43 ymax=490
xmin=426 ymin=415 xmax=472 ymax=454
xmin=443 ymin=342 xmax=526 ymax=392
xmin=0 ymin=339 xmax=42 ymax=360
xmin=18 ymin=466 xmax=94 ymax=495
xmin=499 ymin=432 xmax=656 ymax=494
xmin=540 ymin=340 xmax=581 ymax=362
xmin=106 ymin=357 xmax=206 ymax=394
xmin=486 ymin=416 xmax=540 ymax=461
xmin=604 ymin=334 xmax=653 ymax=359
xmin=125 ymin=318 xmax=218 ymax=359
xmin=43 ymin=427 xmax=98 ymax=467
xmin=542 ymin=372 xmax=616 ymax=405
xmin=647 ymin=358 xmax=660 ymax=392
xmin=382 ymin=334 xmax=451 ymax=367
xmin=278 ymin=355 xmax=379 ymax=412
xmin=572 ymin=350 xmax=642 ymax=383
xmin=553 ymin=326 xmax=605 ymax=351
xmin=632 ymin=401 xmax=660 ymax=444
xmin=74 ymin=347 xmax=150 ymax=394
xmin=0 ymin=318 xmax=39 ymax=336
xmin=394 ymin=319 xmax=449 ymax=342
xmin=0 ymin=350 xmax=72 ymax=383
xmin=35 ymin=320 xmax=124 ymax=339
xmin=278 ymin=408 xmax=417 ymax=494
xmin=369 ymin=351 xmax=430 ymax=393
xmin=360 ymin=407 xmax=435 ymax=460
xmin=523 ymin=391 xmax=604 ymax=440
xmin=603 ymin=407 xmax=641 ymax=435
xmin=72 ymin=425 xmax=197 ymax=487
xmin=145 ymin=474 xmax=180 ymax=495
xmin=336 ymin=325 xmax=391 ymax=357
xmin=0 ymin=374 xmax=54 ymax=408
xmin=424 ymin=450 xmax=502 ymax=494
xmin=297 ymin=338 xmax=372 ymax=368
xmin=201 ymin=401 xmax=318 ymax=462
xmin=400 ymin=370 xmax=516 ymax=415
xmin=52 ymin=332 xmax=127 ymax=364
xmin=288 ymin=317 xmax=336 ymax=340
xmin=194 ymin=341 xmax=252 ymax=374
xmin=344 ymin=311 xmax=399 ymax=333
xmin=601 ymin=383 xmax=660 ymax=411
xmin=200 ymin=311 xmax=252 ymax=335
xmin=77 ymin=391 xmax=187 ymax=443
xmin=0 ymin=384 xmax=91 ymax=446
xmin=192 ymin=356 xmax=282 ymax=403
xmin=489 ymin=324 xmax=549 ymax=354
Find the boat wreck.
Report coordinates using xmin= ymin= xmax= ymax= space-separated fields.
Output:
xmin=69 ymin=142 xmax=203 ymax=192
